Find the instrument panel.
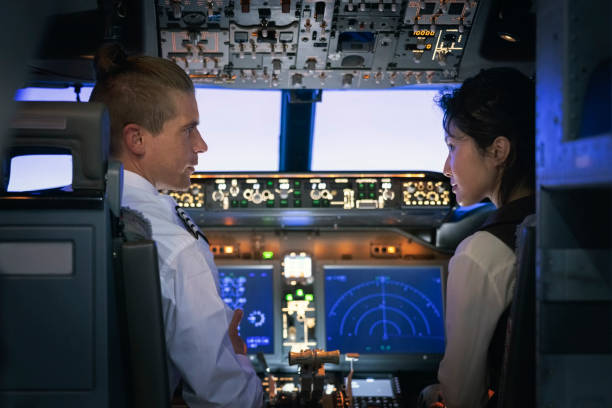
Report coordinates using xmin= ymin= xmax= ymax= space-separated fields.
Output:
xmin=209 ymin=227 xmax=449 ymax=373
xmin=163 ymin=172 xmax=453 ymax=228
xmin=157 ymin=0 xmax=480 ymax=88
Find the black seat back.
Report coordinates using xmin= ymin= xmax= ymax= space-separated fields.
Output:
xmin=0 ymin=101 xmax=127 ymax=407
xmin=115 ymin=208 xmax=171 ymax=408
xmin=496 ymin=214 xmax=536 ymax=408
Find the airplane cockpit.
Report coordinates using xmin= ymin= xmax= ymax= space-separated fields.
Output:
xmin=0 ymin=0 xmax=610 ymax=407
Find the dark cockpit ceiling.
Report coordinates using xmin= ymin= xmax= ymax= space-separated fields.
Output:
xmin=23 ymin=0 xmax=535 ymax=89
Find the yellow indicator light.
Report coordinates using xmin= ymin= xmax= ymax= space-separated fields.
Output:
xmin=296 ymin=289 xmax=304 ymax=297
xmin=223 ymin=246 xmax=234 ymax=254
xmin=363 ymin=74 xmax=370 ymax=79
xmin=387 ymin=246 xmax=396 ymax=254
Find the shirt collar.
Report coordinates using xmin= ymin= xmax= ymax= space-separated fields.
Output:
xmin=123 ymin=170 xmax=159 ymax=196
xmin=481 ymin=195 xmax=536 ymax=229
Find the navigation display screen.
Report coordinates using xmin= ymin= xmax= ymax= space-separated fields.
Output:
xmin=324 ymin=266 xmax=444 ymax=354
xmin=218 ymin=266 xmax=274 ymax=354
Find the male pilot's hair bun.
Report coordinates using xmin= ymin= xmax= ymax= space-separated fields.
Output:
xmin=94 ymin=43 xmax=128 ymax=81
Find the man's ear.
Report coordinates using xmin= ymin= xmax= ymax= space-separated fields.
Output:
xmin=488 ymin=136 xmax=511 ymax=166
xmin=122 ymin=123 xmax=146 ymax=155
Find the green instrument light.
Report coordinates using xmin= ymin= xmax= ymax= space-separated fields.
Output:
xmin=262 ymin=251 xmax=274 ymax=259
xmin=285 ymin=294 xmax=293 ymax=301
xmin=296 ymin=289 xmax=304 ymax=297
xmin=305 ymin=294 xmax=314 ymax=301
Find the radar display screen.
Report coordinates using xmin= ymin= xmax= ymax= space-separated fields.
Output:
xmin=324 ymin=266 xmax=444 ymax=354
xmin=219 ymin=266 xmax=274 ymax=354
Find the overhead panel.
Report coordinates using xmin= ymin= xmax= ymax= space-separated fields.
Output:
xmin=158 ymin=0 xmax=479 ymax=88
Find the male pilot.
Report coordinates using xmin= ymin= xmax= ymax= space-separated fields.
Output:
xmin=90 ymin=43 xmax=263 ymax=408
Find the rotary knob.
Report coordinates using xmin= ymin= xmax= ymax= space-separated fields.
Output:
xmin=190 ymin=185 xmax=201 ymax=195
xmin=382 ymin=189 xmax=395 ymax=200
xmin=212 ymin=190 xmax=224 ymax=202
xmin=252 ymin=191 xmax=263 ymax=204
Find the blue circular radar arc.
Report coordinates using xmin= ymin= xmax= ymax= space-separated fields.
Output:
xmin=329 ymin=278 xmax=441 ymax=319
xmin=339 ymin=293 xmax=432 ymax=335
xmin=329 ymin=279 xmax=379 ymax=316
xmin=355 ymin=306 xmax=417 ymax=337
xmin=368 ymin=319 xmax=404 ymax=337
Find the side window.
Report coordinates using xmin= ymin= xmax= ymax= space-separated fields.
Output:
xmin=15 ymin=86 xmax=93 ymax=102
xmin=15 ymin=86 xmax=283 ymax=172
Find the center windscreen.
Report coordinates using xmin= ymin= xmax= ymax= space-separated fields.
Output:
xmin=324 ymin=266 xmax=444 ymax=354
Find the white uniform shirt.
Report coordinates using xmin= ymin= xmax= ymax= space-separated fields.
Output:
xmin=122 ymin=170 xmax=263 ymax=408
xmin=437 ymin=230 xmax=516 ymax=408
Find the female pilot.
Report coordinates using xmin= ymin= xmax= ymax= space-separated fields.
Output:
xmin=421 ymin=67 xmax=536 ymax=408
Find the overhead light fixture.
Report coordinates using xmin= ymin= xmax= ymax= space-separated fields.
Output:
xmin=498 ymin=31 xmax=519 ymax=43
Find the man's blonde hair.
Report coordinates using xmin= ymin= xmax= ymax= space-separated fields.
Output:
xmin=90 ymin=43 xmax=194 ymax=156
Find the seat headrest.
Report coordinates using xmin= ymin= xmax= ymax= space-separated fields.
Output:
xmin=5 ymin=101 xmax=109 ymax=192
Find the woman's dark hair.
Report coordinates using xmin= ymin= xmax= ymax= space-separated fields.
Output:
xmin=90 ymin=43 xmax=194 ymax=156
xmin=436 ymin=67 xmax=535 ymax=206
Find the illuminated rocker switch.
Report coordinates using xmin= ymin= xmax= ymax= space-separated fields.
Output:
xmin=294 ymin=180 xmax=301 ymax=188
xmin=231 ymin=199 xmax=239 ymax=208
xmin=267 ymin=180 xmax=274 ymax=187
xmin=368 ymin=192 xmax=376 ymax=199
xmin=296 ymin=288 xmax=304 ymax=297
xmin=240 ymin=199 xmax=248 ymax=207
xmin=285 ymin=293 xmax=293 ymax=301
xmin=368 ymin=183 xmax=375 ymax=189
xmin=305 ymin=293 xmax=314 ymax=301
xmin=358 ymin=192 xmax=365 ymax=199
xmin=280 ymin=199 xmax=289 ymax=207
xmin=293 ymin=190 xmax=301 ymax=197
xmin=312 ymin=199 xmax=320 ymax=207
xmin=266 ymin=199 xmax=275 ymax=207
xmin=358 ymin=183 xmax=365 ymax=190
